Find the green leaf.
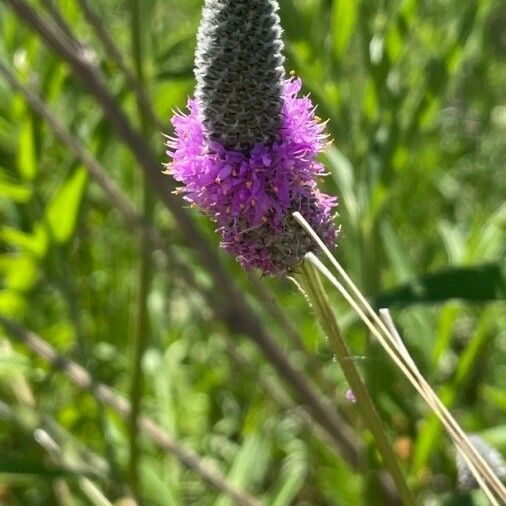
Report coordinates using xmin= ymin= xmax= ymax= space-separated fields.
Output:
xmin=380 ymin=220 xmax=415 ymax=283
xmin=214 ymin=435 xmax=269 ymax=506
xmin=16 ymin=113 xmax=36 ymax=181
xmin=45 ymin=167 xmax=88 ymax=243
xmin=481 ymin=425 xmax=506 ymax=451
xmin=0 ymin=346 xmax=30 ymax=375
xmin=269 ymin=466 xmax=305 ymax=506
xmin=325 ymin=147 xmax=359 ymax=227
xmin=332 ymin=0 xmax=359 ymax=58
xmin=0 ymin=179 xmax=32 ymax=203
xmin=0 ymin=224 xmax=48 ymax=257
xmin=0 ymin=254 xmax=38 ymax=291
xmin=0 ymin=455 xmax=83 ymax=478
xmin=483 ymin=386 xmax=506 ymax=413
xmin=0 ymin=290 xmax=26 ymax=317
xmin=413 ymin=311 xmax=494 ymax=471
xmin=375 ymin=264 xmax=506 ymax=308
xmin=268 ymin=447 xmax=307 ymax=506
xmin=385 ymin=26 xmax=404 ymax=63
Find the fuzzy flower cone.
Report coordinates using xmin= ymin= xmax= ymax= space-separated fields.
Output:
xmin=166 ymin=0 xmax=338 ymax=276
xmin=456 ymin=435 xmax=506 ymax=492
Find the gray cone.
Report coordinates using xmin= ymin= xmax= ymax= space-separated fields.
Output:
xmin=456 ymin=434 xmax=506 ymax=492
xmin=194 ymin=0 xmax=286 ymax=151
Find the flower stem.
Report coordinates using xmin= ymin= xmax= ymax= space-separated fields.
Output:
xmin=128 ymin=0 xmax=154 ymax=502
xmin=297 ymin=261 xmax=415 ymax=506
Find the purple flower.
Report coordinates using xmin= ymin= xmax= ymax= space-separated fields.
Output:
xmin=165 ymin=0 xmax=338 ymax=276
xmin=345 ymin=389 xmax=357 ymax=404
xmin=166 ymin=78 xmax=338 ymax=276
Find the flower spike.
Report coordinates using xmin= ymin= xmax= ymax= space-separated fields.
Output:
xmin=166 ymin=0 xmax=338 ymax=276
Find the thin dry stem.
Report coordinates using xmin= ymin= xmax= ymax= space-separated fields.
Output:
xmin=305 ymin=252 xmax=502 ymax=504
xmin=293 ymin=211 xmax=506 ymax=504
xmin=298 ymin=263 xmax=415 ymax=505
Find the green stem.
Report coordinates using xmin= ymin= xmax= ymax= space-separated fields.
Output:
xmin=128 ymin=0 xmax=154 ymax=501
xmin=298 ymin=261 xmax=415 ymax=506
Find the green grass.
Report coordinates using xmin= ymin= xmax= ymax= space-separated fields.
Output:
xmin=0 ymin=0 xmax=505 ymax=504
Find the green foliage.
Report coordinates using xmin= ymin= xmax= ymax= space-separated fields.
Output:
xmin=375 ymin=263 xmax=506 ymax=307
xmin=45 ymin=167 xmax=88 ymax=244
xmin=0 ymin=455 xmax=85 ymax=478
xmin=0 ymin=0 xmax=505 ymax=504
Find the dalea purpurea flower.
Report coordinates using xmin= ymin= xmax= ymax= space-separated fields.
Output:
xmin=166 ymin=0 xmax=338 ymax=276
xmin=456 ymin=435 xmax=506 ymax=492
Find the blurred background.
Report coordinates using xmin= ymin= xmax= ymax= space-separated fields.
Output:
xmin=0 ymin=0 xmax=505 ymax=504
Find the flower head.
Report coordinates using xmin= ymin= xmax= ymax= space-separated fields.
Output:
xmin=166 ymin=0 xmax=338 ymax=276
xmin=194 ymin=0 xmax=285 ymax=151
xmin=456 ymin=435 xmax=506 ymax=492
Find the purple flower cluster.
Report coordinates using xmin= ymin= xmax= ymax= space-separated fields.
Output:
xmin=166 ymin=78 xmax=338 ymax=276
